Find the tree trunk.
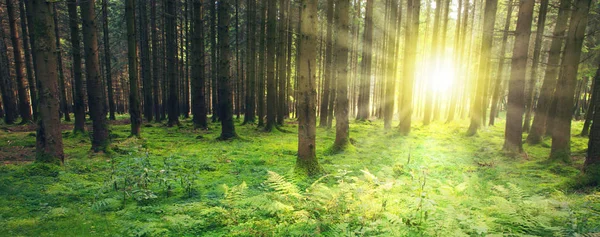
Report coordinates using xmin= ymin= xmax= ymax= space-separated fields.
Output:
xmin=264 ymin=0 xmax=277 ymax=131
xmin=6 ymin=0 xmax=33 ymax=123
xmin=384 ymin=0 xmax=398 ymax=130
xmin=503 ymin=0 xmax=534 ymax=153
xmin=243 ymin=0 xmax=256 ymax=125
xmin=399 ymin=0 xmax=420 ymax=135
xmin=423 ymin=0 xmax=442 ymax=125
xmin=151 ymin=0 xmax=161 ymax=122
xmin=31 ymin=0 xmax=64 ymax=163
xmin=0 ymin=14 xmax=18 ymax=125
xmin=192 ymin=0 xmax=207 ymax=129
xmin=526 ymin=0 xmax=571 ymax=144
xmin=550 ymin=0 xmax=591 ymax=162
xmin=166 ymin=0 xmax=180 ymax=127
xmin=584 ymin=60 xmax=600 ymax=184
xmin=276 ymin=0 xmax=288 ymax=126
xmin=333 ymin=0 xmax=350 ymax=150
xmin=127 ymin=0 xmax=142 ymax=136
xmin=319 ymin=0 xmax=334 ymax=128
xmin=489 ymin=0 xmax=514 ymax=126
xmin=522 ymin=0 xmax=548 ymax=132
xmin=582 ymin=73 xmax=597 ymax=136
xmin=467 ymin=0 xmax=498 ymax=135
xmin=19 ymin=0 xmax=37 ymax=121
xmin=102 ymin=0 xmax=116 ymax=120
xmin=139 ymin=0 xmax=153 ymax=122
xmin=210 ymin=0 xmax=219 ymax=122
xmin=52 ymin=4 xmax=70 ymax=122
xmin=257 ymin=1 xmax=266 ymax=127
xmin=356 ymin=0 xmax=373 ymax=121
xmin=296 ymin=0 xmax=323 ymax=176
xmin=217 ymin=0 xmax=237 ymax=140
xmin=81 ymin=0 xmax=110 ymax=152
xmin=67 ymin=0 xmax=85 ymax=134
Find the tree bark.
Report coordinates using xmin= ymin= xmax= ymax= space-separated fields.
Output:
xmin=319 ymin=0 xmax=334 ymax=128
xmin=151 ymin=0 xmax=161 ymax=122
xmin=166 ymin=0 xmax=180 ymax=127
xmin=550 ymin=0 xmax=591 ymax=162
xmin=264 ymin=0 xmax=277 ymax=131
xmin=0 ymin=13 xmax=18 ymax=124
xmin=296 ymin=0 xmax=322 ymax=176
xmin=67 ymin=0 xmax=85 ymax=134
xmin=31 ymin=0 xmax=64 ymax=163
xmin=139 ymin=0 xmax=153 ymax=122
xmin=399 ymin=0 xmax=420 ymax=135
xmin=243 ymin=0 xmax=256 ymax=125
xmin=19 ymin=0 xmax=37 ymax=120
xmin=81 ymin=0 xmax=110 ymax=152
xmin=217 ymin=0 xmax=237 ymax=140
xmin=333 ymin=0 xmax=350 ymax=150
xmin=102 ymin=0 xmax=116 ymax=120
xmin=384 ymin=0 xmax=398 ymax=130
xmin=585 ymin=60 xmax=600 ymax=183
xmin=489 ymin=0 xmax=514 ymax=126
xmin=356 ymin=0 xmax=374 ymax=121
xmin=192 ymin=0 xmax=207 ymax=129
xmin=503 ymin=0 xmax=534 ymax=153
xmin=52 ymin=4 xmax=70 ymax=122
xmin=526 ymin=0 xmax=572 ymax=144
xmin=127 ymin=0 xmax=142 ymax=136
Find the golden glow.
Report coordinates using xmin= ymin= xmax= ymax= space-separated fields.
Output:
xmin=423 ymin=58 xmax=456 ymax=93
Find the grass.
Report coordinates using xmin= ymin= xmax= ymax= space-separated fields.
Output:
xmin=0 ymin=115 xmax=598 ymax=236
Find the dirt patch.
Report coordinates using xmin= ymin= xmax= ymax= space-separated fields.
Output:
xmin=0 ymin=145 xmax=35 ymax=165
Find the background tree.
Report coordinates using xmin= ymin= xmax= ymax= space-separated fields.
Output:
xmin=67 ymin=0 xmax=85 ymax=134
xmin=243 ymin=0 xmax=256 ymax=125
xmin=166 ymin=0 xmax=180 ymax=127
xmin=126 ymin=0 xmax=141 ymax=136
xmin=0 ymin=12 xmax=18 ymax=124
xmin=6 ymin=0 xmax=32 ymax=123
xmin=191 ymin=0 xmax=207 ymax=129
xmin=102 ymin=0 xmax=116 ymax=120
xmin=399 ymin=0 xmax=420 ymax=135
xmin=319 ymin=0 xmax=334 ymax=128
xmin=356 ymin=0 xmax=373 ymax=121
xmin=31 ymin=0 xmax=64 ymax=163
xmin=333 ymin=0 xmax=350 ymax=151
xmin=264 ymin=0 xmax=277 ymax=132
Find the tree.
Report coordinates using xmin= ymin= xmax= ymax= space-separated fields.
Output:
xmin=67 ymin=0 xmax=85 ymax=134
xmin=31 ymin=0 xmax=64 ymax=163
xmin=151 ymin=0 xmax=161 ymax=122
xmin=166 ymin=0 xmax=180 ymax=127
xmin=423 ymin=0 xmax=442 ymax=125
xmin=356 ymin=0 xmax=374 ymax=121
xmin=384 ymin=0 xmax=399 ymax=130
xmin=296 ymin=0 xmax=323 ymax=176
xmin=243 ymin=0 xmax=256 ymax=125
xmin=585 ymin=61 xmax=600 ymax=185
xmin=53 ymin=3 xmax=70 ymax=122
xmin=127 ymin=0 xmax=142 ymax=137
xmin=18 ymin=0 xmax=37 ymax=121
xmin=467 ymin=0 xmax=498 ymax=135
xmin=276 ymin=0 xmax=288 ymax=126
xmin=6 ymin=0 xmax=33 ymax=123
xmin=489 ymin=0 xmax=514 ymax=126
xmin=139 ymin=0 xmax=153 ymax=122
xmin=192 ymin=0 xmax=208 ymax=129
xmin=81 ymin=0 xmax=110 ymax=152
xmin=0 ymin=13 xmax=18 ymax=125
xmin=550 ymin=0 xmax=592 ymax=161
xmin=102 ymin=0 xmax=116 ymax=121
xmin=399 ymin=0 xmax=421 ymax=135
xmin=522 ymin=0 xmax=548 ymax=132
xmin=217 ymin=0 xmax=237 ymax=140
xmin=333 ymin=0 xmax=350 ymax=150
xmin=265 ymin=0 xmax=277 ymax=131
xmin=503 ymin=0 xmax=534 ymax=153
xmin=526 ymin=0 xmax=572 ymax=144
xmin=319 ymin=0 xmax=334 ymax=128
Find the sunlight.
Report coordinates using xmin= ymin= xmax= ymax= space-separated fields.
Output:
xmin=426 ymin=59 xmax=456 ymax=93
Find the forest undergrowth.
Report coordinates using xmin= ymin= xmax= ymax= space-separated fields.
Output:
xmin=0 ymin=115 xmax=599 ymax=236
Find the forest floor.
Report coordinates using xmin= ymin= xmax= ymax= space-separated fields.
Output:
xmin=0 ymin=115 xmax=599 ymax=236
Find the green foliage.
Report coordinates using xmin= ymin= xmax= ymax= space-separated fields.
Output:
xmin=0 ymin=118 xmax=599 ymax=236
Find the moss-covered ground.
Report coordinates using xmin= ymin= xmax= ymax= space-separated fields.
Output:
xmin=0 ymin=116 xmax=598 ymax=236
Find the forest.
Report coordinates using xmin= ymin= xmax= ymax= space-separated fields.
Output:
xmin=0 ymin=0 xmax=599 ymax=235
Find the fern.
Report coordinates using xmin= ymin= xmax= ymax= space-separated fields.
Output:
xmin=222 ymin=182 xmax=248 ymax=205
xmin=265 ymin=171 xmax=301 ymax=199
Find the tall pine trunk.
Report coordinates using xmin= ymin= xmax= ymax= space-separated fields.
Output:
xmin=191 ymin=0 xmax=207 ymax=129
xmin=333 ymin=0 xmax=350 ymax=150
xmin=523 ymin=0 xmax=548 ymax=132
xmin=32 ymin=0 xmax=64 ymax=163
xmin=217 ymin=0 xmax=237 ymax=140
xmin=127 ymin=0 xmax=142 ymax=136
xmin=82 ymin=0 xmax=110 ymax=152
xmin=356 ymin=0 xmax=373 ymax=121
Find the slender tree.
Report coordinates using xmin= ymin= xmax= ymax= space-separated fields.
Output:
xmin=192 ymin=0 xmax=208 ymax=129
xmin=356 ymin=0 xmax=374 ymax=121
xmin=264 ymin=0 xmax=277 ymax=131
xmin=467 ymin=0 xmax=498 ymax=135
xmin=126 ymin=0 xmax=142 ymax=136
xmin=526 ymin=0 xmax=572 ymax=144
xmin=243 ymin=0 xmax=256 ymax=125
xmin=67 ymin=0 xmax=85 ymax=134
xmin=585 ymin=60 xmax=600 ymax=184
xmin=18 ymin=0 xmax=37 ymax=120
xmin=384 ymin=0 xmax=399 ymax=130
xmin=102 ymin=0 xmax=116 ymax=120
xmin=399 ymin=0 xmax=420 ymax=135
xmin=296 ymin=0 xmax=323 ymax=176
xmin=489 ymin=0 xmax=514 ymax=126
xmin=139 ymin=0 xmax=153 ymax=122
xmin=151 ymin=0 xmax=161 ymax=122
xmin=6 ymin=0 xmax=33 ymax=123
xmin=523 ymin=0 xmax=548 ymax=132
xmin=0 ymin=14 xmax=18 ymax=124
xmin=503 ymin=0 xmax=534 ymax=153
xmin=81 ymin=0 xmax=110 ymax=152
xmin=53 ymin=4 xmax=70 ymax=122
xmin=31 ymin=0 xmax=64 ymax=163
xmin=166 ymin=0 xmax=180 ymax=127
xmin=550 ymin=0 xmax=591 ymax=161
xmin=217 ymin=0 xmax=237 ymax=140
xmin=319 ymin=0 xmax=334 ymax=127
xmin=333 ymin=0 xmax=350 ymax=150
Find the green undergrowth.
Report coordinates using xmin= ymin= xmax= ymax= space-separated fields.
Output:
xmin=0 ymin=116 xmax=599 ymax=236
